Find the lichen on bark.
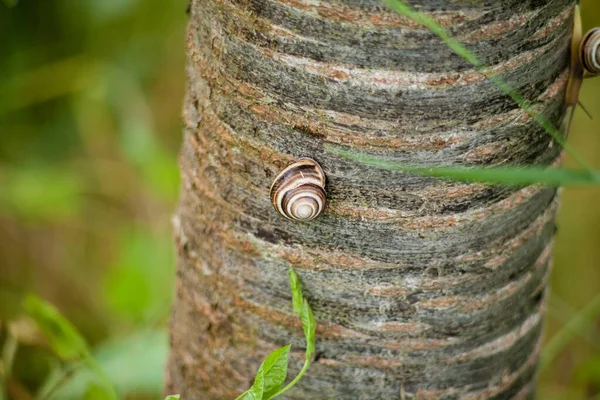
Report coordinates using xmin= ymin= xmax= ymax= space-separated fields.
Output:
xmin=166 ymin=0 xmax=574 ymax=398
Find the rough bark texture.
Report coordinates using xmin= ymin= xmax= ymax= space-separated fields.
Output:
xmin=167 ymin=0 xmax=574 ymax=398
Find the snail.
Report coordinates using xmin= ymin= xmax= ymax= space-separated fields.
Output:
xmin=580 ymin=28 xmax=600 ymax=75
xmin=565 ymin=5 xmax=599 ymax=135
xmin=270 ymin=158 xmax=327 ymax=221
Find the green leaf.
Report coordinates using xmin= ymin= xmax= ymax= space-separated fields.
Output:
xmin=22 ymin=294 xmax=90 ymax=361
xmin=244 ymin=368 xmax=265 ymax=400
xmin=164 ymin=396 xmax=181 ymax=400
xmin=300 ymin=299 xmax=316 ymax=359
xmin=289 ymin=269 xmax=303 ymax=316
xmin=0 ymin=166 xmax=83 ymax=222
xmin=103 ymin=229 xmax=175 ymax=323
xmin=87 ymin=0 xmax=141 ymax=21
xmin=84 ymin=382 xmax=113 ymax=400
xmin=51 ymin=330 xmax=168 ymax=399
xmin=327 ymin=144 xmax=600 ymax=187
xmin=264 ymin=278 xmax=317 ymax=399
xmin=259 ymin=345 xmax=291 ymax=400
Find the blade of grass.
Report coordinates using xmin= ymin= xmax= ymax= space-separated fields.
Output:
xmin=1 ymin=331 xmax=18 ymax=381
xmin=35 ymin=361 xmax=85 ymax=400
xmin=0 ymin=55 xmax=97 ymax=114
xmin=327 ymin=144 xmax=600 ymax=186
xmin=547 ymin=292 xmax=600 ymax=350
xmin=540 ymin=292 xmax=600 ymax=372
xmin=382 ymin=0 xmax=596 ymax=174
xmin=23 ymin=295 xmax=118 ymax=400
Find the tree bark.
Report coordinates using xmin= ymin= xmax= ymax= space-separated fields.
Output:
xmin=166 ymin=0 xmax=573 ymax=398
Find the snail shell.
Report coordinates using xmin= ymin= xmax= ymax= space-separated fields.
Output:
xmin=580 ymin=28 xmax=600 ymax=75
xmin=270 ymin=158 xmax=326 ymax=221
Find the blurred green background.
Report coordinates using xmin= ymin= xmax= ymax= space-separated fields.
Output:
xmin=0 ymin=0 xmax=599 ymax=399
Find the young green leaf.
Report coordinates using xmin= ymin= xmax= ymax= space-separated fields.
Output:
xmin=266 ymin=273 xmax=318 ymax=399
xmin=256 ymin=345 xmax=291 ymax=400
xmin=289 ymin=269 xmax=304 ymax=316
xmin=244 ymin=369 xmax=265 ymax=400
xmin=300 ymin=299 xmax=316 ymax=359
xmin=22 ymin=294 xmax=90 ymax=361
xmin=164 ymin=396 xmax=181 ymax=400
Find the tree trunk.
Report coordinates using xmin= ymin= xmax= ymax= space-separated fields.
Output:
xmin=166 ymin=0 xmax=573 ymax=398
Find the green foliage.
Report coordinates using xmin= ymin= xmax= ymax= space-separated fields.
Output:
xmin=104 ymin=66 xmax=181 ymax=202
xmin=255 ymin=345 xmax=291 ymax=399
xmin=103 ymin=229 xmax=175 ymax=324
xmin=289 ymin=269 xmax=304 ymax=315
xmin=236 ymin=269 xmax=316 ymax=400
xmin=575 ymin=356 xmax=600 ymax=395
xmin=300 ymin=300 xmax=316 ymax=359
xmin=52 ymin=330 xmax=168 ymax=399
xmin=87 ymin=0 xmax=141 ymax=21
xmin=327 ymin=144 xmax=600 ymax=187
xmin=21 ymin=295 xmax=118 ymax=399
xmin=540 ymin=292 xmax=600 ymax=371
xmin=244 ymin=371 xmax=264 ymax=400
xmin=0 ymin=167 xmax=83 ymax=221
xmin=22 ymin=294 xmax=90 ymax=361
xmin=84 ymin=383 xmax=114 ymax=400
xmin=164 ymin=396 xmax=181 ymax=400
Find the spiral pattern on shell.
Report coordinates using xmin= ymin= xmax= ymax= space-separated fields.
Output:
xmin=580 ymin=28 xmax=600 ymax=75
xmin=270 ymin=158 xmax=327 ymax=221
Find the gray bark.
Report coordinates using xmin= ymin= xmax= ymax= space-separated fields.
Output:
xmin=166 ymin=0 xmax=573 ymax=398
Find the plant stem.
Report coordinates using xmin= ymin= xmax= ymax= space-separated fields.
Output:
xmin=85 ymin=356 xmax=118 ymax=400
xmin=271 ymin=358 xmax=311 ymax=399
xmin=36 ymin=361 xmax=83 ymax=400
xmin=234 ymin=390 xmax=249 ymax=400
